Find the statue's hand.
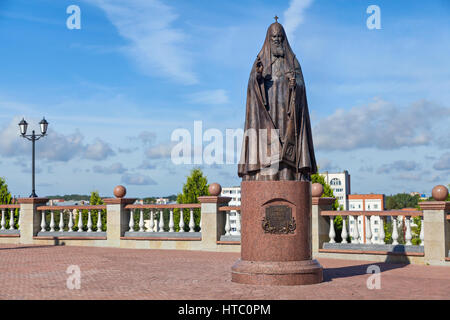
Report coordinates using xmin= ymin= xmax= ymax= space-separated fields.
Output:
xmin=256 ymin=58 xmax=264 ymax=75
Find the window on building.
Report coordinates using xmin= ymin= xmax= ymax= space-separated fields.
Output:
xmin=374 ymin=204 xmax=378 ymax=209
xmin=330 ymin=178 xmax=341 ymax=186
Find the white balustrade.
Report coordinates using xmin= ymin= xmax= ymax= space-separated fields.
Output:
xmin=97 ymin=210 xmax=102 ymax=232
xmin=59 ymin=211 xmax=64 ymax=232
xmin=179 ymin=209 xmax=185 ymax=232
xmin=365 ymin=216 xmax=372 ymax=244
xmin=129 ymin=209 xmax=135 ymax=232
xmin=77 ymin=210 xmax=83 ymax=232
xmin=341 ymin=217 xmax=348 ymax=243
xmin=405 ymin=216 xmax=412 ymax=245
xmin=419 ymin=216 xmax=424 ymax=246
xmin=9 ymin=209 xmax=15 ymax=230
xmin=379 ymin=216 xmax=385 ymax=244
xmin=1 ymin=209 xmax=5 ymax=230
xmin=328 ymin=216 xmax=336 ymax=243
xmin=139 ymin=209 xmax=144 ymax=232
xmin=224 ymin=211 xmax=231 ymax=236
xmin=41 ymin=211 xmax=47 ymax=232
xmin=169 ymin=209 xmax=174 ymax=232
xmin=392 ymin=216 xmax=399 ymax=245
xmin=68 ymin=210 xmax=74 ymax=232
xmin=351 ymin=215 xmax=359 ymax=244
xmin=236 ymin=211 xmax=241 ymax=236
xmin=50 ymin=210 xmax=55 ymax=232
xmin=87 ymin=210 xmax=93 ymax=232
xmin=159 ymin=210 xmax=164 ymax=232
xmin=188 ymin=209 xmax=195 ymax=232
xmin=148 ymin=210 xmax=154 ymax=233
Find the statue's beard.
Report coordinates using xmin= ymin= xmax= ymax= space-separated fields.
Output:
xmin=271 ymin=44 xmax=285 ymax=58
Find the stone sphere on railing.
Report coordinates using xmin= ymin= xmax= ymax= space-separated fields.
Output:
xmin=113 ymin=185 xmax=127 ymax=198
xmin=311 ymin=183 xmax=324 ymax=197
xmin=432 ymin=185 xmax=448 ymax=201
xmin=208 ymin=183 xmax=222 ymax=196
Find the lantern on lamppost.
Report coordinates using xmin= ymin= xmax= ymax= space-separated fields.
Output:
xmin=18 ymin=117 xmax=49 ymax=198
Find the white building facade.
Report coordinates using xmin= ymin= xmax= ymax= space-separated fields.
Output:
xmin=320 ymin=171 xmax=351 ymax=210
xmin=348 ymin=194 xmax=385 ymax=243
xmin=221 ymin=186 xmax=241 ymax=236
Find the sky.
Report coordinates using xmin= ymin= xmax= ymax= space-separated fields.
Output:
xmin=0 ymin=0 xmax=449 ymax=198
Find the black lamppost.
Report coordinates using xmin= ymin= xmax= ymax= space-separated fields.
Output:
xmin=18 ymin=117 xmax=49 ymax=198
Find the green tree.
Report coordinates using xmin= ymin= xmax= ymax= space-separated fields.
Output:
xmin=0 ymin=177 xmax=18 ymax=229
xmin=174 ymin=168 xmax=209 ymax=232
xmin=311 ymin=172 xmax=343 ymax=242
xmin=386 ymin=193 xmax=419 ymax=209
xmin=75 ymin=191 xmax=106 ymax=231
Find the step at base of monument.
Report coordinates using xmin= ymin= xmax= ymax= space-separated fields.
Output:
xmin=231 ymin=258 xmax=323 ymax=286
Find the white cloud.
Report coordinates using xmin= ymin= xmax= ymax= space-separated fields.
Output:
xmin=377 ymin=160 xmax=420 ymax=174
xmin=313 ymin=99 xmax=450 ymax=151
xmin=121 ymin=173 xmax=157 ymax=185
xmin=138 ymin=160 xmax=156 ymax=170
xmin=187 ymin=89 xmax=229 ymax=105
xmin=433 ymin=152 xmax=450 ymax=171
xmin=86 ymin=0 xmax=197 ymax=84
xmin=84 ymin=138 xmax=115 ymax=160
xmin=283 ymin=0 xmax=314 ymax=43
xmin=145 ymin=142 xmax=175 ymax=159
xmin=93 ymin=162 xmax=127 ymax=174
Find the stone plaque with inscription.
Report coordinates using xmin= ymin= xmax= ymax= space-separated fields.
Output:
xmin=262 ymin=205 xmax=296 ymax=234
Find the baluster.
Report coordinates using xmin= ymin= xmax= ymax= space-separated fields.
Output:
xmin=236 ymin=210 xmax=241 ymax=236
xmin=59 ymin=211 xmax=64 ymax=232
xmin=77 ymin=210 xmax=83 ymax=232
xmin=419 ymin=216 xmax=424 ymax=246
xmin=17 ymin=209 xmax=21 ymax=230
xmin=341 ymin=216 xmax=348 ymax=243
xmin=169 ymin=209 xmax=174 ymax=232
xmin=188 ymin=209 xmax=195 ymax=232
xmin=199 ymin=214 xmax=202 ymax=231
xmin=68 ymin=210 xmax=74 ymax=232
xmin=179 ymin=209 xmax=185 ymax=232
xmin=148 ymin=210 xmax=154 ymax=233
xmin=405 ymin=216 xmax=412 ymax=245
xmin=139 ymin=209 xmax=144 ymax=232
xmin=159 ymin=210 xmax=165 ymax=232
xmin=40 ymin=210 xmax=47 ymax=232
xmin=225 ymin=211 xmax=231 ymax=236
xmin=154 ymin=215 xmax=159 ymax=232
xmin=129 ymin=209 xmax=135 ymax=232
xmin=392 ymin=216 xmax=399 ymax=245
xmin=358 ymin=215 xmax=364 ymax=243
xmin=97 ymin=210 xmax=102 ymax=232
xmin=87 ymin=210 xmax=93 ymax=232
xmin=365 ymin=216 xmax=372 ymax=244
xmin=328 ymin=216 xmax=336 ymax=243
xmin=9 ymin=209 xmax=15 ymax=230
xmin=1 ymin=209 xmax=5 ymax=230
xmin=351 ymin=215 xmax=359 ymax=244
xmin=379 ymin=216 xmax=385 ymax=244
xmin=50 ymin=210 xmax=55 ymax=232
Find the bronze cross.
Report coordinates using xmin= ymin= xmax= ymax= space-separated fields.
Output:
xmin=274 ymin=15 xmax=279 ymax=23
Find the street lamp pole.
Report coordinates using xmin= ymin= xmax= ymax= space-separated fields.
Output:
xmin=18 ymin=118 xmax=48 ymax=198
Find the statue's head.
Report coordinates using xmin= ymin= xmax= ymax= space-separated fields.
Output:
xmin=270 ymin=23 xmax=285 ymax=46
xmin=268 ymin=23 xmax=286 ymax=57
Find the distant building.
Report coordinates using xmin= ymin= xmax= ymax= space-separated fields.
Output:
xmin=348 ymin=194 xmax=385 ymax=243
xmin=220 ymin=186 xmax=241 ymax=236
xmin=320 ymin=171 xmax=351 ymax=210
xmin=156 ymin=198 xmax=169 ymax=205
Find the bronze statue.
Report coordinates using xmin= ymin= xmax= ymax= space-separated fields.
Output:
xmin=238 ymin=20 xmax=317 ymax=181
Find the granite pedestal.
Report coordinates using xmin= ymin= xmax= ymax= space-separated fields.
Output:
xmin=231 ymin=180 xmax=323 ymax=285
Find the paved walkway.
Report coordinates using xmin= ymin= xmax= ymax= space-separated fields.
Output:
xmin=0 ymin=244 xmax=448 ymax=299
